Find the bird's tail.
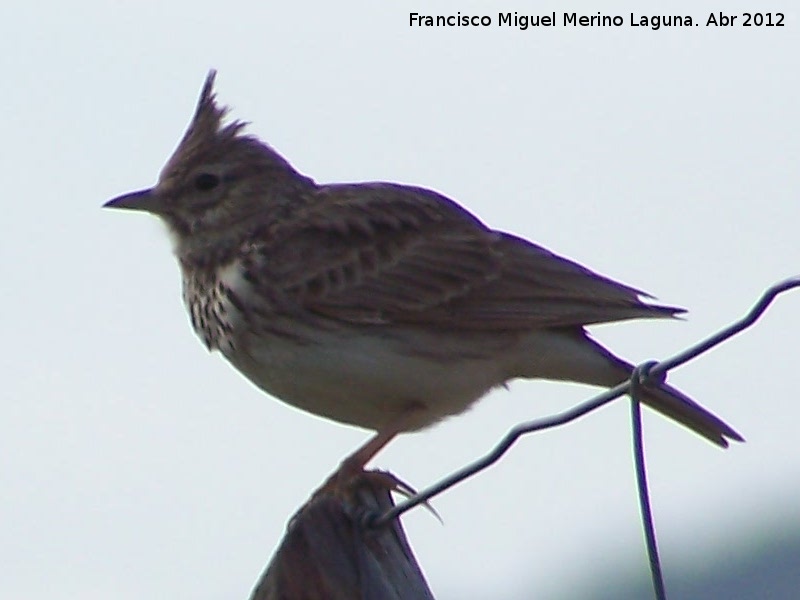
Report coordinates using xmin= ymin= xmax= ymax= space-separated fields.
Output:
xmin=632 ymin=377 xmax=743 ymax=447
xmin=556 ymin=331 xmax=744 ymax=448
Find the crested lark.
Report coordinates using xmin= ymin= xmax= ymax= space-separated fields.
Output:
xmin=105 ymin=71 xmax=742 ymax=474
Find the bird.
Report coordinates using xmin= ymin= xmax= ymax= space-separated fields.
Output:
xmin=105 ymin=70 xmax=742 ymax=478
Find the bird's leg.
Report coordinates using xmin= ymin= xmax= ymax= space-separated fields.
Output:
xmin=316 ymin=406 xmax=424 ymax=498
xmin=338 ymin=426 xmax=402 ymax=476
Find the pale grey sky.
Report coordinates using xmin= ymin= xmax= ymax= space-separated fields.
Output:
xmin=2 ymin=1 xmax=798 ymax=599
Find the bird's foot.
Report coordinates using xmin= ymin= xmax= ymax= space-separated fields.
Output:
xmin=311 ymin=462 xmax=440 ymax=525
xmin=313 ymin=453 xmax=401 ymax=500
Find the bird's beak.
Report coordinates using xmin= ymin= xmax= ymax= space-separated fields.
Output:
xmin=103 ymin=188 xmax=161 ymax=213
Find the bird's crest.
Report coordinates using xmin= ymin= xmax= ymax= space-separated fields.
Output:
xmin=160 ymin=70 xmax=248 ymax=178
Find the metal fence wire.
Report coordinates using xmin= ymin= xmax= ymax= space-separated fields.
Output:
xmin=366 ymin=276 xmax=800 ymax=599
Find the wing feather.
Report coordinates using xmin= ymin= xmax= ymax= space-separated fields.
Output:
xmin=246 ymin=183 xmax=682 ymax=329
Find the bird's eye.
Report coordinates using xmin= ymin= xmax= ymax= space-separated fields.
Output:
xmin=194 ymin=173 xmax=220 ymax=192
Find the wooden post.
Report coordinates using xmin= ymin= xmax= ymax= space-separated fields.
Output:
xmin=249 ymin=473 xmax=436 ymax=600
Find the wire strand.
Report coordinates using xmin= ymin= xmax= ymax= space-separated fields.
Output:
xmin=630 ymin=361 xmax=666 ymax=600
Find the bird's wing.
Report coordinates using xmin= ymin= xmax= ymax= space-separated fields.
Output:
xmin=249 ymin=183 xmax=682 ymax=330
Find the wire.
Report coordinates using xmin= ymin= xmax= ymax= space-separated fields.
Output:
xmin=630 ymin=361 xmax=666 ymax=600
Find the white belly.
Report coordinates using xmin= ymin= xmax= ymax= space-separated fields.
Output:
xmin=223 ymin=327 xmax=508 ymax=432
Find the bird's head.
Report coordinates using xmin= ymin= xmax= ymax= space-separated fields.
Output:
xmin=104 ymin=70 xmax=313 ymax=247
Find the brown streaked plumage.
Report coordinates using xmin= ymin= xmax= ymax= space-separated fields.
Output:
xmin=105 ymin=70 xmax=742 ymax=474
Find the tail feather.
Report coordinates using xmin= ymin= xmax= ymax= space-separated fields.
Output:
xmin=637 ymin=381 xmax=744 ymax=448
xmin=570 ymin=331 xmax=744 ymax=448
